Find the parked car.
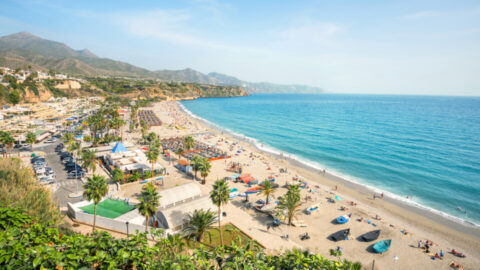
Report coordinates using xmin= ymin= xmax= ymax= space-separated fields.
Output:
xmin=67 ymin=172 xmax=84 ymax=179
xmin=65 ymin=165 xmax=83 ymax=172
xmin=62 ymin=158 xmax=74 ymax=164
xmin=35 ymin=167 xmax=46 ymax=174
xmin=34 ymin=160 xmax=47 ymax=166
xmin=34 ymin=163 xmax=47 ymax=170
xmin=39 ymin=179 xmax=55 ymax=185
xmin=31 ymin=156 xmax=45 ymax=163
xmin=45 ymin=138 xmax=57 ymax=143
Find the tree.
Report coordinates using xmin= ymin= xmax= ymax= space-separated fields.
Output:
xmin=63 ymin=132 xmax=74 ymax=146
xmin=260 ymin=179 xmax=276 ymax=204
xmin=138 ymin=182 xmax=160 ymax=233
xmin=182 ymin=209 xmax=217 ymax=246
xmin=146 ymin=146 xmax=160 ymax=177
xmin=0 ymin=132 xmax=15 ymax=157
xmin=277 ymin=184 xmax=301 ymax=226
xmin=83 ymin=175 xmax=108 ymax=233
xmin=111 ymin=168 xmax=124 ymax=184
xmin=140 ymin=120 xmax=148 ymax=139
xmin=26 ymin=132 xmax=36 ymax=152
xmin=81 ymin=149 xmax=97 ymax=174
xmin=198 ymin=158 xmax=211 ymax=185
xmin=175 ymin=148 xmax=183 ymax=161
xmin=7 ymin=89 xmax=21 ymax=105
xmin=191 ymin=155 xmax=201 ymax=181
xmin=147 ymin=132 xmax=157 ymax=144
xmin=210 ymin=179 xmax=229 ymax=246
xmin=184 ymin=136 xmax=194 ymax=151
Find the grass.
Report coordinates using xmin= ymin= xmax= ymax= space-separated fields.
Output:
xmin=80 ymin=199 xmax=135 ymax=219
xmin=187 ymin=224 xmax=262 ymax=249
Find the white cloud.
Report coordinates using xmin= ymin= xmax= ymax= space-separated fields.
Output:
xmin=402 ymin=10 xmax=440 ymax=20
xmin=273 ymin=22 xmax=345 ymax=44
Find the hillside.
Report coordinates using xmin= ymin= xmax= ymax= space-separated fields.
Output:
xmin=0 ymin=74 xmax=248 ymax=105
xmin=0 ymin=32 xmax=323 ymax=93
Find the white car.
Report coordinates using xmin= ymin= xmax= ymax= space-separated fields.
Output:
xmin=35 ymin=167 xmax=46 ymax=174
xmin=39 ymin=175 xmax=55 ymax=182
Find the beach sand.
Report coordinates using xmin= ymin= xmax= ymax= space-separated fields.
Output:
xmin=138 ymin=101 xmax=480 ymax=269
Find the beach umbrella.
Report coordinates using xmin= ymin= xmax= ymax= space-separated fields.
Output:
xmin=335 ymin=195 xmax=341 ymax=201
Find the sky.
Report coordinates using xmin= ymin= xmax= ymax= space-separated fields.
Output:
xmin=1 ymin=0 xmax=480 ymax=96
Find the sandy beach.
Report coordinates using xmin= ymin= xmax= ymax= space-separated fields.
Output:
xmin=133 ymin=101 xmax=480 ymax=269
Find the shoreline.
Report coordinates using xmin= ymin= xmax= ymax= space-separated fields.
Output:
xmin=151 ymin=100 xmax=480 ymax=268
xmin=178 ymin=100 xmax=480 ymax=238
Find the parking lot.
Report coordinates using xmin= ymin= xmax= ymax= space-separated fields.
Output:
xmin=35 ymin=140 xmax=84 ymax=206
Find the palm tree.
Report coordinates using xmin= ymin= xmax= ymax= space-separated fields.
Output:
xmin=260 ymin=179 xmax=276 ymax=204
xmin=63 ymin=132 xmax=74 ymax=146
xmin=182 ymin=209 xmax=217 ymax=246
xmin=210 ymin=179 xmax=230 ymax=246
xmin=277 ymin=184 xmax=302 ymax=226
xmin=147 ymin=132 xmax=157 ymax=144
xmin=2 ymin=132 xmax=14 ymax=157
xmin=0 ymin=131 xmax=14 ymax=157
xmin=81 ymin=149 xmax=97 ymax=174
xmin=83 ymin=175 xmax=108 ymax=233
xmin=175 ymin=148 xmax=184 ymax=161
xmin=199 ymin=158 xmax=211 ymax=185
xmin=146 ymin=146 xmax=160 ymax=177
xmin=26 ymin=132 xmax=36 ymax=152
xmin=191 ymin=155 xmax=201 ymax=180
xmin=184 ymin=136 xmax=194 ymax=151
xmin=137 ymin=182 xmax=160 ymax=233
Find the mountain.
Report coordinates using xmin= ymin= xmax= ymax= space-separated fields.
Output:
xmin=0 ymin=32 xmax=323 ymax=93
xmin=208 ymin=72 xmax=323 ymax=93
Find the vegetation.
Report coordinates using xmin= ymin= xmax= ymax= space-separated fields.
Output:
xmin=82 ymin=175 xmax=108 ymax=233
xmin=278 ymin=184 xmax=302 ymax=226
xmin=199 ymin=157 xmax=211 ymax=185
xmin=0 ymin=131 xmax=15 ymax=157
xmin=146 ymin=146 xmax=160 ymax=177
xmin=182 ymin=209 xmax=217 ymax=246
xmin=0 ymin=158 xmax=63 ymax=226
xmin=138 ymin=182 xmax=161 ymax=233
xmin=210 ymin=179 xmax=230 ymax=246
xmin=111 ymin=168 xmax=124 ymax=183
xmin=191 ymin=155 xmax=201 ymax=181
xmin=175 ymin=147 xmax=184 ymax=161
xmin=26 ymin=132 xmax=36 ymax=151
xmin=0 ymin=206 xmax=360 ymax=269
xmin=260 ymin=179 xmax=276 ymax=204
xmin=184 ymin=136 xmax=194 ymax=151
xmin=80 ymin=149 xmax=97 ymax=174
xmin=0 ymin=158 xmax=360 ymax=269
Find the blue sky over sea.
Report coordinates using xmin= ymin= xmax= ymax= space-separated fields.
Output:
xmin=1 ymin=0 xmax=479 ymax=95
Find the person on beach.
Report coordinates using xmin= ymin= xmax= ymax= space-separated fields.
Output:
xmin=334 ymin=185 xmax=337 ymax=191
xmin=381 ymin=193 xmax=384 ymax=199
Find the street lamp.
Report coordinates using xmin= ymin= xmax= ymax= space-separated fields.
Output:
xmin=126 ymin=221 xmax=129 ymax=236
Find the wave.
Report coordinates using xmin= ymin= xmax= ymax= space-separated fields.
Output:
xmin=177 ymin=101 xmax=480 ymax=229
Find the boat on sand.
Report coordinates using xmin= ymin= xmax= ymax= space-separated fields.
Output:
xmin=373 ymin=239 xmax=392 ymax=253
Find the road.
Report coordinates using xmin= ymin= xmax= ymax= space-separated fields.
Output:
xmin=34 ymin=140 xmax=84 ymax=207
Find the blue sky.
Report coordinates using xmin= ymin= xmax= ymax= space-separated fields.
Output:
xmin=1 ymin=0 xmax=480 ymax=95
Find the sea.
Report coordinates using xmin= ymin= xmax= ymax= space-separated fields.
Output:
xmin=180 ymin=94 xmax=480 ymax=227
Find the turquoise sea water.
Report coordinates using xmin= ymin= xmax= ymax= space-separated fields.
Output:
xmin=180 ymin=94 xmax=480 ymax=226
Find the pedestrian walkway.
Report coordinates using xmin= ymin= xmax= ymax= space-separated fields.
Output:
xmin=223 ymin=203 xmax=301 ymax=252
